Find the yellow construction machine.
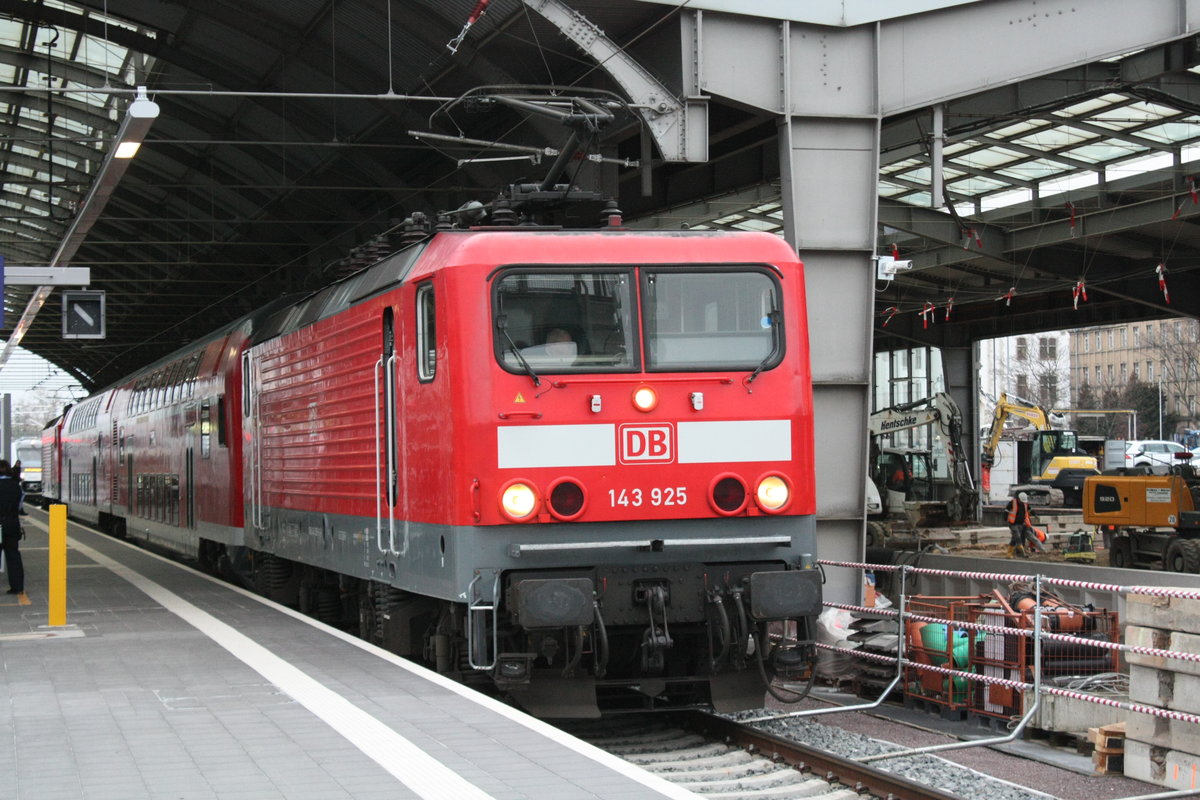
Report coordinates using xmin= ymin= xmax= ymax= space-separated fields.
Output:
xmin=981 ymin=393 xmax=1099 ymax=507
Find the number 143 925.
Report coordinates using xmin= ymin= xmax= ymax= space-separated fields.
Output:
xmin=608 ymin=487 xmax=687 ymax=507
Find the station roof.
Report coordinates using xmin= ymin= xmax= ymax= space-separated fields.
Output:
xmin=1 ymin=0 xmax=1198 ymax=391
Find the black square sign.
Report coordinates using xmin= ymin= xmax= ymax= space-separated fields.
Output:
xmin=62 ymin=290 xmax=106 ymax=339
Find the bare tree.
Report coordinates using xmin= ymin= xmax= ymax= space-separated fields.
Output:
xmin=1011 ymin=333 xmax=1071 ymax=409
xmin=11 ymin=388 xmax=76 ymax=437
xmin=1141 ymin=319 xmax=1200 ymax=436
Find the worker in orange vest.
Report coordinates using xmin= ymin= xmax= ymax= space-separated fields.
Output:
xmin=1006 ymin=492 xmax=1034 ymax=558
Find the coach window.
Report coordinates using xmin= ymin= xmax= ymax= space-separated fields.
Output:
xmin=416 ymin=283 xmax=436 ymax=381
xmin=200 ymin=399 xmax=212 ymax=458
xmin=217 ymin=396 xmax=227 ymax=446
xmin=642 ymin=269 xmax=782 ymax=372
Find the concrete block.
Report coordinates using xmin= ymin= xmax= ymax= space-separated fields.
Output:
xmin=1130 ymin=665 xmax=1200 ymax=715
xmin=1123 ymin=739 xmax=1158 ymax=785
xmin=1129 ymin=711 xmax=1200 ymax=754
xmin=1125 ymin=594 xmax=1200 ymax=636
xmin=1125 ymin=625 xmax=1169 ymax=669
xmin=1125 ymin=625 xmax=1200 ymax=678
xmin=1030 ymin=691 xmax=1126 ymax=733
xmin=1178 ymin=672 xmax=1200 ymax=716
xmin=1129 ymin=664 xmax=1172 ymax=708
xmin=1124 ymin=738 xmax=1200 ymax=792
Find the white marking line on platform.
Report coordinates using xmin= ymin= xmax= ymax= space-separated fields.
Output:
xmin=66 ymin=536 xmax=495 ymax=800
xmin=31 ymin=515 xmax=698 ymax=800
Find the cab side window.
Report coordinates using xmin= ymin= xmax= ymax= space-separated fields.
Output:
xmin=416 ymin=283 xmax=436 ymax=382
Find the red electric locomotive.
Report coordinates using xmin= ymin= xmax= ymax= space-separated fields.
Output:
xmin=44 ymin=212 xmax=821 ymax=717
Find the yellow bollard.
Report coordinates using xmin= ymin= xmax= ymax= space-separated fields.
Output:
xmin=48 ymin=504 xmax=67 ymax=626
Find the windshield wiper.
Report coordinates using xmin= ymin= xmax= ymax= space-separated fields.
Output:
xmin=745 ymin=311 xmax=780 ymax=386
xmin=497 ymin=317 xmax=542 ymax=387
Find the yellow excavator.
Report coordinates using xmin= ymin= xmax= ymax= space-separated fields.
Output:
xmin=981 ymin=393 xmax=1099 ymax=507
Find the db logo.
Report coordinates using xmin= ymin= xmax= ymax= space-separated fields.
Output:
xmin=620 ymin=424 xmax=674 ymax=464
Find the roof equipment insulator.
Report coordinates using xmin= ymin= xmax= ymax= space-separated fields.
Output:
xmin=401 ymin=211 xmax=431 ymax=243
xmin=602 ymin=199 xmax=623 ymax=228
xmin=436 ymin=214 xmax=454 ymax=231
xmin=491 ymin=199 xmax=517 ymax=226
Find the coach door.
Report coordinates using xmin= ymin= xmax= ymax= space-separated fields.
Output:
xmin=376 ymin=309 xmax=404 ymax=557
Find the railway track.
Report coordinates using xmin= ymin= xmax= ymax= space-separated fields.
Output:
xmin=561 ymin=710 xmax=964 ymax=800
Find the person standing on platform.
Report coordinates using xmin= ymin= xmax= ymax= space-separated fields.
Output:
xmin=0 ymin=460 xmax=24 ymax=595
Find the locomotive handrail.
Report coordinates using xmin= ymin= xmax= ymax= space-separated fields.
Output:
xmin=373 ymin=356 xmax=388 ymax=556
xmin=509 ymin=535 xmax=792 ymax=556
xmin=386 ymin=353 xmax=400 ymax=555
xmin=392 ymin=353 xmax=409 ymax=557
xmin=497 ymin=411 xmax=543 ymax=420
xmin=550 ymin=375 xmax=735 ymax=387
xmin=372 ymin=357 xmax=381 ymax=556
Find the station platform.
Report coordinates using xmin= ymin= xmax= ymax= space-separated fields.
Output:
xmin=0 ymin=510 xmax=695 ymax=800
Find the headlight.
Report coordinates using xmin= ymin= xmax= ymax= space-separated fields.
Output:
xmin=755 ymin=474 xmax=791 ymax=513
xmin=632 ymin=385 xmax=658 ymax=412
xmin=500 ymin=481 xmax=539 ymax=521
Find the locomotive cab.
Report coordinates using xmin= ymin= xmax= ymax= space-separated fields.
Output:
xmin=464 ymin=231 xmax=821 ymax=715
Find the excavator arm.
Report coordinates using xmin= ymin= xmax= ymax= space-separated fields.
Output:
xmin=981 ymin=393 xmax=1051 ymax=465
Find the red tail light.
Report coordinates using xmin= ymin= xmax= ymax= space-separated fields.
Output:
xmin=709 ymin=474 xmax=748 ymax=516
xmin=548 ymin=479 xmax=587 ymax=521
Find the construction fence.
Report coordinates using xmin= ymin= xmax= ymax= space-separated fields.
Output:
xmin=763 ymin=559 xmax=1200 ymax=795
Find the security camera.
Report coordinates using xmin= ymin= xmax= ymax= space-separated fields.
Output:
xmin=875 ymin=255 xmax=914 ymax=281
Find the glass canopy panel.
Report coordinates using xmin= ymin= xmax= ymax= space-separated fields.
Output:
xmin=1065 ymin=140 xmax=1142 ymax=163
xmin=0 ymin=19 xmax=23 ymax=47
xmin=56 ymin=114 xmax=94 ymax=137
xmin=1054 ymin=95 xmax=1126 ymax=118
xmin=996 ymin=158 xmax=1069 ymax=181
xmin=1038 ymin=171 xmax=1099 ymax=198
xmin=878 ymin=180 xmax=910 ymax=197
xmin=979 ymin=188 xmax=1032 ymax=212
xmin=946 ymin=175 xmax=1008 ymax=195
xmin=951 ymin=146 xmax=1025 ymax=169
xmin=1107 ymin=151 xmax=1175 ymax=179
xmin=733 ymin=218 xmax=781 ymax=232
xmin=1136 ymin=120 xmax=1200 ymax=145
xmin=988 ymin=120 xmax=1044 ymax=139
xmin=897 ymin=166 xmax=933 ymax=184
xmin=1087 ymin=101 xmax=1176 ymax=131
xmin=881 ymin=157 xmax=923 ymax=175
xmin=1012 ymin=125 xmax=1098 ymax=151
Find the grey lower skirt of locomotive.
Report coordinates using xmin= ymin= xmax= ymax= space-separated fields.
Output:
xmin=497 ymin=562 xmax=824 ymax=716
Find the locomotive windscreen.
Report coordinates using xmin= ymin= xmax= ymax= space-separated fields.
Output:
xmin=494 ymin=266 xmax=782 ymax=374
xmin=495 ymin=271 xmax=636 ymax=371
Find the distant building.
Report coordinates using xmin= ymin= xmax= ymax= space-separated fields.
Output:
xmin=1069 ymin=318 xmax=1200 ymax=438
xmin=978 ymin=331 xmax=1072 ymax=410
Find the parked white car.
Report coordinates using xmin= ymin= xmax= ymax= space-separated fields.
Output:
xmin=1124 ymin=440 xmax=1198 ymax=474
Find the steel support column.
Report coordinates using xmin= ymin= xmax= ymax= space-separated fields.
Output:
xmin=775 ymin=22 xmax=881 ymax=604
